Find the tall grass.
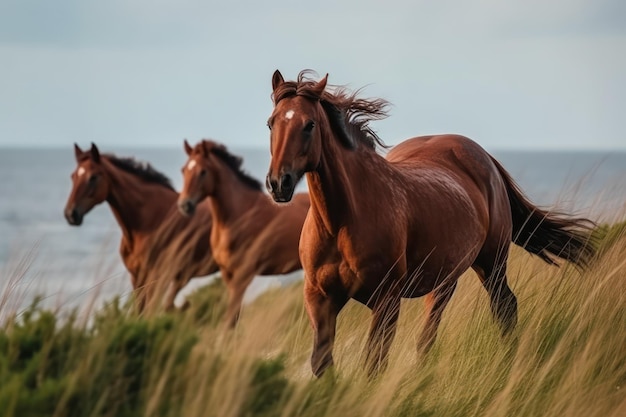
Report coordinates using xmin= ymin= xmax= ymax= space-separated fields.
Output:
xmin=1 ymin=222 xmax=625 ymax=417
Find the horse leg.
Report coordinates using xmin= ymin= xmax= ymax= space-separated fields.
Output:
xmin=416 ymin=280 xmax=458 ymax=354
xmin=223 ymin=270 xmax=255 ymax=329
xmin=304 ymin=280 xmax=347 ymax=377
xmin=134 ymin=286 xmax=147 ymax=314
xmin=164 ymin=275 xmax=189 ymax=312
xmin=364 ymin=294 xmax=401 ymax=377
xmin=472 ymin=251 xmax=518 ymax=335
xmin=164 ymin=281 xmax=176 ymax=311
xmin=130 ymin=272 xmax=147 ymax=313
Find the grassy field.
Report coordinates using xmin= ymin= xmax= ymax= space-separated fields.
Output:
xmin=0 ymin=222 xmax=625 ymax=417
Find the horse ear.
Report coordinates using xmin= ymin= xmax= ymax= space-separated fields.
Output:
xmin=90 ymin=142 xmax=101 ymax=163
xmin=183 ymin=139 xmax=193 ymax=155
xmin=74 ymin=143 xmax=84 ymax=161
xmin=312 ymin=73 xmax=328 ymax=97
xmin=199 ymin=142 xmax=209 ymax=158
xmin=272 ymin=70 xmax=284 ymax=91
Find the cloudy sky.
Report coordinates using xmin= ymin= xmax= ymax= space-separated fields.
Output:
xmin=1 ymin=0 xmax=624 ymax=150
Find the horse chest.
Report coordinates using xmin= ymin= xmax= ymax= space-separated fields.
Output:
xmin=210 ymin=227 xmax=249 ymax=271
xmin=211 ymin=242 xmax=232 ymax=270
xmin=120 ymin=239 xmax=138 ymax=270
xmin=303 ymin=232 xmax=385 ymax=297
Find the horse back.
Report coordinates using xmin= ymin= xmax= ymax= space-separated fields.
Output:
xmin=386 ymin=134 xmax=513 ymax=286
xmin=387 ymin=134 xmax=508 ymax=204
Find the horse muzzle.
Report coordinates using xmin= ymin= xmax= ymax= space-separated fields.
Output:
xmin=64 ymin=207 xmax=84 ymax=226
xmin=266 ymin=171 xmax=297 ymax=203
xmin=178 ymin=197 xmax=197 ymax=216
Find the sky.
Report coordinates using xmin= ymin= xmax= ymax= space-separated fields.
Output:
xmin=0 ymin=0 xmax=625 ymax=151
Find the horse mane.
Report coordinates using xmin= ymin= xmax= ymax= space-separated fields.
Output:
xmin=272 ymin=70 xmax=391 ymax=150
xmin=105 ymin=154 xmax=175 ymax=191
xmin=194 ymin=140 xmax=263 ymax=191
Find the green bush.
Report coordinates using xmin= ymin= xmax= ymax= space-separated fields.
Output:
xmin=0 ymin=226 xmax=625 ymax=417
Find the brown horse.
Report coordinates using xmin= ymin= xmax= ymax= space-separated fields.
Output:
xmin=177 ymin=139 xmax=310 ymax=327
xmin=64 ymin=143 xmax=218 ymax=312
xmin=266 ymin=70 xmax=596 ymax=377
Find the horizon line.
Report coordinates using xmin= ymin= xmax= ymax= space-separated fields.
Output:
xmin=1 ymin=144 xmax=626 ymax=153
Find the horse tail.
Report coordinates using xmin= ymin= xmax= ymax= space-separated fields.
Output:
xmin=490 ymin=156 xmax=597 ymax=268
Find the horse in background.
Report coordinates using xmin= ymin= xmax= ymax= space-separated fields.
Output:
xmin=64 ymin=143 xmax=218 ymax=312
xmin=266 ymin=70 xmax=596 ymax=377
xmin=177 ymin=139 xmax=310 ymax=327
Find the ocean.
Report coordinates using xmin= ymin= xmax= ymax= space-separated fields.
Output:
xmin=1 ymin=146 xmax=625 ymax=312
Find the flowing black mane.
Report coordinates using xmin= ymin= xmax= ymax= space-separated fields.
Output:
xmin=272 ymin=70 xmax=391 ymax=150
xmin=105 ymin=154 xmax=175 ymax=190
xmin=195 ymin=140 xmax=263 ymax=191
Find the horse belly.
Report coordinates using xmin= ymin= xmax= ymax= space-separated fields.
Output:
xmin=402 ymin=231 xmax=483 ymax=298
xmin=399 ymin=270 xmax=438 ymax=298
xmin=402 ymin=197 xmax=486 ymax=298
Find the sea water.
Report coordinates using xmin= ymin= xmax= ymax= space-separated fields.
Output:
xmin=0 ymin=146 xmax=624 ymax=312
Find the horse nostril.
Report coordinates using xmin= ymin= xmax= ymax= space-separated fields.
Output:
xmin=280 ymin=173 xmax=293 ymax=190
xmin=65 ymin=208 xmax=81 ymax=225
xmin=178 ymin=199 xmax=195 ymax=216
xmin=266 ymin=176 xmax=279 ymax=193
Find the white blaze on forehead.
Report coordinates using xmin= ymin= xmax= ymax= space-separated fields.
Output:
xmin=187 ymin=159 xmax=197 ymax=170
xmin=285 ymin=109 xmax=295 ymax=120
xmin=77 ymin=167 xmax=86 ymax=177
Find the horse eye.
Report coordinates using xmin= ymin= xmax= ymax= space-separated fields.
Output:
xmin=304 ymin=121 xmax=315 ymax=133
xmin=88 ymin=174 xmax=98 ymax=184
xmin=199 ymin=169 xmax=207 ymax=177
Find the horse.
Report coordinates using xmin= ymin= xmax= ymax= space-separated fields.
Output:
xmin=64 ymin=143 xmax=218 ymax=312
xmin=177 ymin=139 xmax=310 ymax=327
xmin=265 ymin=70 xmax=597 ymax=377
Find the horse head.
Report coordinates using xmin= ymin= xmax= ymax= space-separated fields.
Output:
xmin=178 ymin=140 xmax=209 ymax=216
xmin=64 ymin=143 xmax=110 ymax=225
xmin=266 ymin=70 xmax=332 ymax=202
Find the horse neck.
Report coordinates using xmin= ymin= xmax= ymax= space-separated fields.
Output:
xmin=103 ymin=160 xmax=177 ymax=242
xmin=306 ymin=132 xmax=388 ymax=234
xmin=207 ymin=159 xmax=264 ymax=227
